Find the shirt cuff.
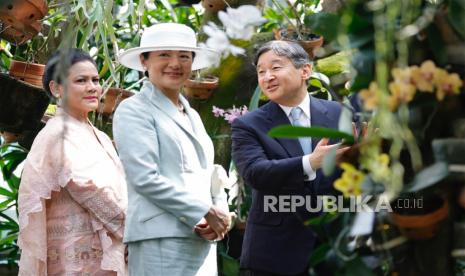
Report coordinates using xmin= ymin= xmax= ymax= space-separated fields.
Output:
xmin=302 ymin=156 xmax=317 ymax=181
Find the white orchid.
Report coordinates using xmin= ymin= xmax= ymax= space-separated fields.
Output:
xmin=218 ymin=5 xmax=266 ymax=40
xmin=202 ymin=22 xmax=245 ymax=59
xmin=200 ymin=5 xmax=266 ymax=66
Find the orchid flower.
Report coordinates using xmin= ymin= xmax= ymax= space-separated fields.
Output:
xmin=218 ymin=5 xmax=266 ymax=40
xmin=201 ymin=5 xmax=266 ymax=65
xmin=202 ymin=22 xmax=245 ymax=59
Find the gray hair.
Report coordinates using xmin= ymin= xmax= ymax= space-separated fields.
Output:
xmin=253 ymin=40 xmax=309 ymax=69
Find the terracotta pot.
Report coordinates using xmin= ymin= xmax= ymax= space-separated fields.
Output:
xmin=9 ymin=60 xmax=45 ymax=88
xmin=201 ymin=0 xmax=226 ymax=12
xmin=99 ymin=88 xmax=134 ymax=115
xmin=183 ymin=76 xmax=219 ymax=100
xmin=0 ymin=0 xmax=48 ymax=45
xmin=0 ymin=131 xmax=23 ymax=144
xmin=274 ymin=28 xmax=324 ymax=59
xmin=391 ymin=198 xmax=448 ymax=240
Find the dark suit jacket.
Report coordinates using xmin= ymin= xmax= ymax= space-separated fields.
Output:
xmin=231 ymin=96 xmax=342 ymax=275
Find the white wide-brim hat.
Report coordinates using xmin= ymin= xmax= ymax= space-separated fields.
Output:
xmin=118 ymin=23 xmax=218 ymax=71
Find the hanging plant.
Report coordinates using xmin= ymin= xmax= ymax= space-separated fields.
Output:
xmin=8 ymin=59 xmax=45 ymax=88
xmin=184 ymin=73 xmax=219 ymax=100
xmin=0 ymin=0 xmax=48 ymax=45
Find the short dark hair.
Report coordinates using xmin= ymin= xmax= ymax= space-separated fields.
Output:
xmin=140 ymin=51 xmax=196 ymax=60
xmin=42 ymin=48 xmax=97 ymax=99
xmin=253 ymin=41 xmax=309 ymax=69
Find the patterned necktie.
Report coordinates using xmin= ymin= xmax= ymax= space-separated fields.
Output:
xmin=290 ymin=107 xmax=312 ymax=154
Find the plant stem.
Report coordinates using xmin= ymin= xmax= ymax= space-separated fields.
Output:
xmin=284 ymin=0 xmax=303 ymax=38
xmin=269 ymin=0 xmax=299 ymax=37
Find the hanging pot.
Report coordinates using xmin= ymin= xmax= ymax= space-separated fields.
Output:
xmin=201 ymin=0 xmax=226 ymax=12
xmin=9 ymin=59 xmax=45 ymax=88
xmin=183 ymin=76 xmax=219 ymax=100
xmin=99 ymin=88 xmax=134 ymax=116
xmin=0 ymin=0 xmax=48 ymax=45
xmin=0 ymin=72 xmax=49 ymax=134
xmin=391 ymin=195 xmax=449 ymax=240
xmin=0 ymin=131 xmax=23 ymax=144
xmin=274 ymin=28 xmax=324 ymax=59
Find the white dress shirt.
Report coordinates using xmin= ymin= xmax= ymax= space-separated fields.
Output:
xmin=279 ymin=93 xmax=316 ymax=181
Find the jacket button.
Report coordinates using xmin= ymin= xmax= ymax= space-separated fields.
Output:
xmin=179 ymin=217 xmax=187 ymax=222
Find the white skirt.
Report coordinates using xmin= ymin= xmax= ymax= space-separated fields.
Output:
xmin=128 ymin=237 xmax=217 ymax=276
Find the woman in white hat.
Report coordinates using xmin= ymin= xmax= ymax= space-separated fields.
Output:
xmin=113 ymin=23 xmax=230 ymax=275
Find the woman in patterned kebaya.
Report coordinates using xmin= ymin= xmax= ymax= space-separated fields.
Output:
xmin=17 ymin=49 xmax=127 ymax=276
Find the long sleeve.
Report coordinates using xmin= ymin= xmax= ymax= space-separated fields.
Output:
xmin=113 ymin=101 xmax=211 ymax=228
xmin=231 ymin=117 xmax=305 ymax=193
xmin=65 ymin=180 xmax=125 ymax=240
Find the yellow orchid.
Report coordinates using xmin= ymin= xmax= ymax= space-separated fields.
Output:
xmin=392 ymin=67 xmax=412 ymax=84
xmin=387 ymin=95 xmax=400 ymax=111
xmin=411 ymin=60 xmax=436 ymax=92
xmin=358 ymin=62 xmax=462 ymax=111
xmin=334 ymin=163 xmax=365 ymax=197
xmin=434 ymin=69 xmax=463 ymax=101
xmin=370 ymin=154 xmax=391 ymax=183
xmin=359 ymin=82 xmax=380 ymax=110
xmin=389 ymin=81 xmax=416 ymax=104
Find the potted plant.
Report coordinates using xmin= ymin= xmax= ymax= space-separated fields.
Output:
xmin=0 ymin=0 xmax=48 ymax=45
xmin=99 ymin=87 xmax=134 ymax=116
xmin=8 ymin=59 xmax=45 ymax=87
xmin=201 ymin=0 xmax=226 ymax=12
xmin=390 ymin=194 xmax=449 ymax=240
xmin=269 ymin=0 xmax=324 ymax=58
xmin=0 ymin=0 xmax=50 ymax=88
xmin=0 ymin=143 xmax=28 ymax=272
xmin=184 ymin=72 xmax=219 ymax=100
xmin=274 ymin=27 xmax=324 ymax=59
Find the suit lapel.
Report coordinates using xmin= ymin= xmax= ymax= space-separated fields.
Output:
xmin=310 ymin=96 xmax=330 ymax=150
xmin=141 ymin=82 xmax=207 ymax=168
xmin=266 ymin=102 xmax=303 ymax=157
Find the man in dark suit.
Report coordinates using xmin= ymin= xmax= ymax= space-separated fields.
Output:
xmin=231 ymin=41 xmax=349 ymax=275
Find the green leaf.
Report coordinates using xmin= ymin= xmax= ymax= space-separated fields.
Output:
xmin=268 ymin=126 xmax=355 ymax=144
xmin=322 ymin=145 xmax=337 ymax=176
xmin=304 ymin=212 xmax=338 ymax=226
xmin=448 ymin=0 xmax=465 ymax=39
xmin=309 ymin=78 xmax=323 ymax=89
xmin=5 ymin=175 xmax=20 ymax=192
xmin=0 ymin=223 xmax=18 ymax=231
xmin=0 ymin=212 xmax=18 ymax=224
xmin=0 ymin=199 xmax=13 ymax=210
xmin=220 ymin=253 xmax=240 ymax=276
xmin=338 ymin=103 xmax=353 ymax=136
xmin=0 ymin=187 xmax=14 ymax=198
xmin=0 ymin=233 xmax=18 ymax=245
xmin=426 ymin=25 xmax=447 ymax=65
xmin=248 ymin=85 xmax=262 ymax=112
xmin=346 ymin=33 xmax=373 ymax=49
xmin=304 ymin=12 xmax=340 ymax=42
xmin=406 ymin=162 xmax=449 ymax=192
xmin=338 ymin=256 xmax=375 ymax=275
xmin=309 ymin=243 xmax=331 ymax=268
